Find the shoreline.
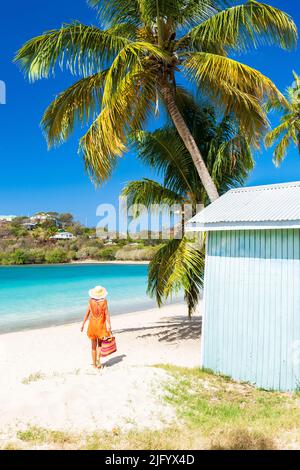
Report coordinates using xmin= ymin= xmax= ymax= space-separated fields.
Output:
xmin=0 ymin=260 xmax=150 ymax=267
xmin=0 ymin=300 xmax=186 ymax=337
xmin=0 ymin=298 xmax=184 ymax=336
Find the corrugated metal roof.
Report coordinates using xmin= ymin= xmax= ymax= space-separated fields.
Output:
xmin=186 ymin=181 xmax=300 ymax=231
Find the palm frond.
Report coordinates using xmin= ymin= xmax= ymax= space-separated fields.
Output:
xmin=265 ymin=116 xmax=298 ymax=165
xmin=133 ymin=93 xmax=253 ymax=199
xmin=88 ymin=0 xmax=141 ymax=27
xmin=210 ymin=135 xmax=254 ymax=191
xmin=79 ymin=68 xmax=156 ymax=184
xmin=133 ymin=127 xmax=199 ymax=199
xmin=148 ymin=237 xmax=204 ymax=315
xmin=185 ymin=0 xmax=297 ymax=53
xmin=102 ymin=41 xmax=171 ymax=107
xmin=183 ymin=52 xmax=287 ymax=142
xmin=42 ymin=71 xmax=108 ymax=147
xmin=204 ymin=114 xmax=254 ymax=185
xmin=138 ymin=0 xmax=217 ymax=27
xmin=265 ymin=118 xmax=292 ymax=148
xmin=265 ymin=71 xmax=300 ymax=166
xmin=172 ymin=0 xmax=218 ymax=28
xmin=14 ymin=23 xmax=135 ymax=81
xmin=90 ymin=0 xmax=218 ymax=33
xmin=122 ymin=179 xmax=184 ymax=211
xmin=273 ymin=131 xmax=293 ymax=166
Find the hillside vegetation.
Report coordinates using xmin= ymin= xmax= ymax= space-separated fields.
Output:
xmin=0 ymin=213 xmax=160 ymax=265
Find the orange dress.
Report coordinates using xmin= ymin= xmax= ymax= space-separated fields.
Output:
xmin=87 ymin=299 xmax=110 ymax=340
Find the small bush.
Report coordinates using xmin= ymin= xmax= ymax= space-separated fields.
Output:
xmin=210 ymin=428 xmax=275 ymax=450
xmin=116 ymin=246 xmax=157 ymax=261
xmin=67 ymin=250 xmax=77 ymax=261
xmin=0 ymin=252 xmax=11 ymax=265
xmin=98 ymin=247 xmax=117 ymax=260
xmin=8 ymin=249 xmax=31 ymax=265
xmin=45 ymin=248 xmax=68 ymax=264
xmin=27 ymin=248 xmax=46 ymax=264
xmin=75 ymin=246 xmax=102 ymax=260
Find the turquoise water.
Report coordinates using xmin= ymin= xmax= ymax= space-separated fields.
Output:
xmin=0 ymin=264 xmax=176 ymax=333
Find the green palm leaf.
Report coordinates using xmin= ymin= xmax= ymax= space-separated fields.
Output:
xmin=148 ymin=237 xmax=205 ymax=316
xmin=102 ymin=41 xmax=171 ymax=107
xmin=88 ymin=0 xmax=141 ymax=27
xmin=265 ymin=71 xmax=300 ymax=165
xmin=122 ymin=179 xmax=185 ymax=210
xmin=183 ymin=52 xmax=287 ymax=142
xmin=132 ymin=128 xmax=196 ymax=199
xmin=42 ymin=71 xmax=108 ymax=146
xmin=185 ymin=0 xmax=297 ymax=52
xmin=15 ymin=23 xmax=135 ymax=81
xmin=265 ymin=119 xmax=292 ymax=148
xmin=79 ymin=68 xmax=157 ymax=183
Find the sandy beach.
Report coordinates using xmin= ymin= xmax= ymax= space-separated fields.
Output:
xmin=0 ymin=302 xmax=201 ymax=443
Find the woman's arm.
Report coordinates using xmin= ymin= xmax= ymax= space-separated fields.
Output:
xmin=105 ymin=301 xmax=112 ymax=333
xmin=81 ymin=305 xmax=90 ymax=332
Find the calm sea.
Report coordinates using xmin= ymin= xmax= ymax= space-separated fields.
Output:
xmin=0 ymin=264 xmax=180 ymax=333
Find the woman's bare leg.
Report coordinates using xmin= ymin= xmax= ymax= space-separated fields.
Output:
xmin=91 ymin=339 xmax=97 ymax=368
xmin=97 ymin=339 xmax=102 ymax=367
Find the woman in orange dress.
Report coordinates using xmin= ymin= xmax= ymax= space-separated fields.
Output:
xmin=81 ymin=285 xmax=112 ymax=368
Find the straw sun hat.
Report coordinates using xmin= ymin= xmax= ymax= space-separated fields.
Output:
xmin=89 ymin=285 xmax=108 ymax=300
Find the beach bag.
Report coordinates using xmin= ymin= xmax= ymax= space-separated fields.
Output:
xmin=101 ymin=335 xmax=117 ymax=357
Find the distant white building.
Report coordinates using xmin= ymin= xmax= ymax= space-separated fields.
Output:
xmin=30 ymin=213 xmax=62 ymax=227
xmin=0 ymin=215 xmax=17 ymax=222
xmin=50 ymin=231 xmax=76 ymax=240
xmin=30 ymin=213 xmax=53 ymax=223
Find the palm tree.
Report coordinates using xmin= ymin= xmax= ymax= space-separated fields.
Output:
xmin=123 ymin=94 xmax=254 ymax=315
xmin=15 ymin=0 xmax=296 ymax=202
xmin=265 ymin=71 xmax=300 ymax=165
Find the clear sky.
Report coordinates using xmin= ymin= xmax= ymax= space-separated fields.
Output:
xmin=0 ymin=0 xmax=300 ymax=226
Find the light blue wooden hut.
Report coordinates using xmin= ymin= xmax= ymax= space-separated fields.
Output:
xmin=186 ymin=181 xmax=300 ymax=391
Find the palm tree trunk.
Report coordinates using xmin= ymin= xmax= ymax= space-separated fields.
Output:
xmin=160 ymin=84 xmax=219 ymax=203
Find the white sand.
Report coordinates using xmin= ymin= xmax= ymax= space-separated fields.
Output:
xmin=0 ymin=303 xmax=201 ymax=440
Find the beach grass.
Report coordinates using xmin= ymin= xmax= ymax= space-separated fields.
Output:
xmin=13 ymin=425 xmax=204 ymax=450
xmin=16 ymin=427 xmax=75 ymax=446
xmin=5 ymin=365 xmax=300 ymax=450
xmin=158 ymin=365 xmax=300 ymax=449
xmin=21 ymin=372 xmax=46 ymax=385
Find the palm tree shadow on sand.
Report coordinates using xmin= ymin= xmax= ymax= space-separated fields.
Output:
xmin=115 ymin=315 xmax=202 ymax=343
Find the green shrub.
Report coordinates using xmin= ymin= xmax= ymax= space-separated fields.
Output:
xmin=0 ymin=252 xmax=11 ymax=265
xmin=75 ymin=246 xmax=102 ymax=260
xmin=45 ymin=248 xmax=68 ymax=264
xmin=115 ymin=246 xmax=157 ymax=261
xmin=8 ymin=249 xmax=31 ymax=265
xmin=98 ymin=247 xmax=117 ymax=260
xmin=28 ymin=248 xmax=46 ymax=264
xmin=67 ymin=250 xmax=77 ymax=261
xmin=10 ymin=227 xmax=29 ymax=238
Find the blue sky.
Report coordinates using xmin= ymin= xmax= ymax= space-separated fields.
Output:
xmin=0 ymin=0 xmax=300 ymax=226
